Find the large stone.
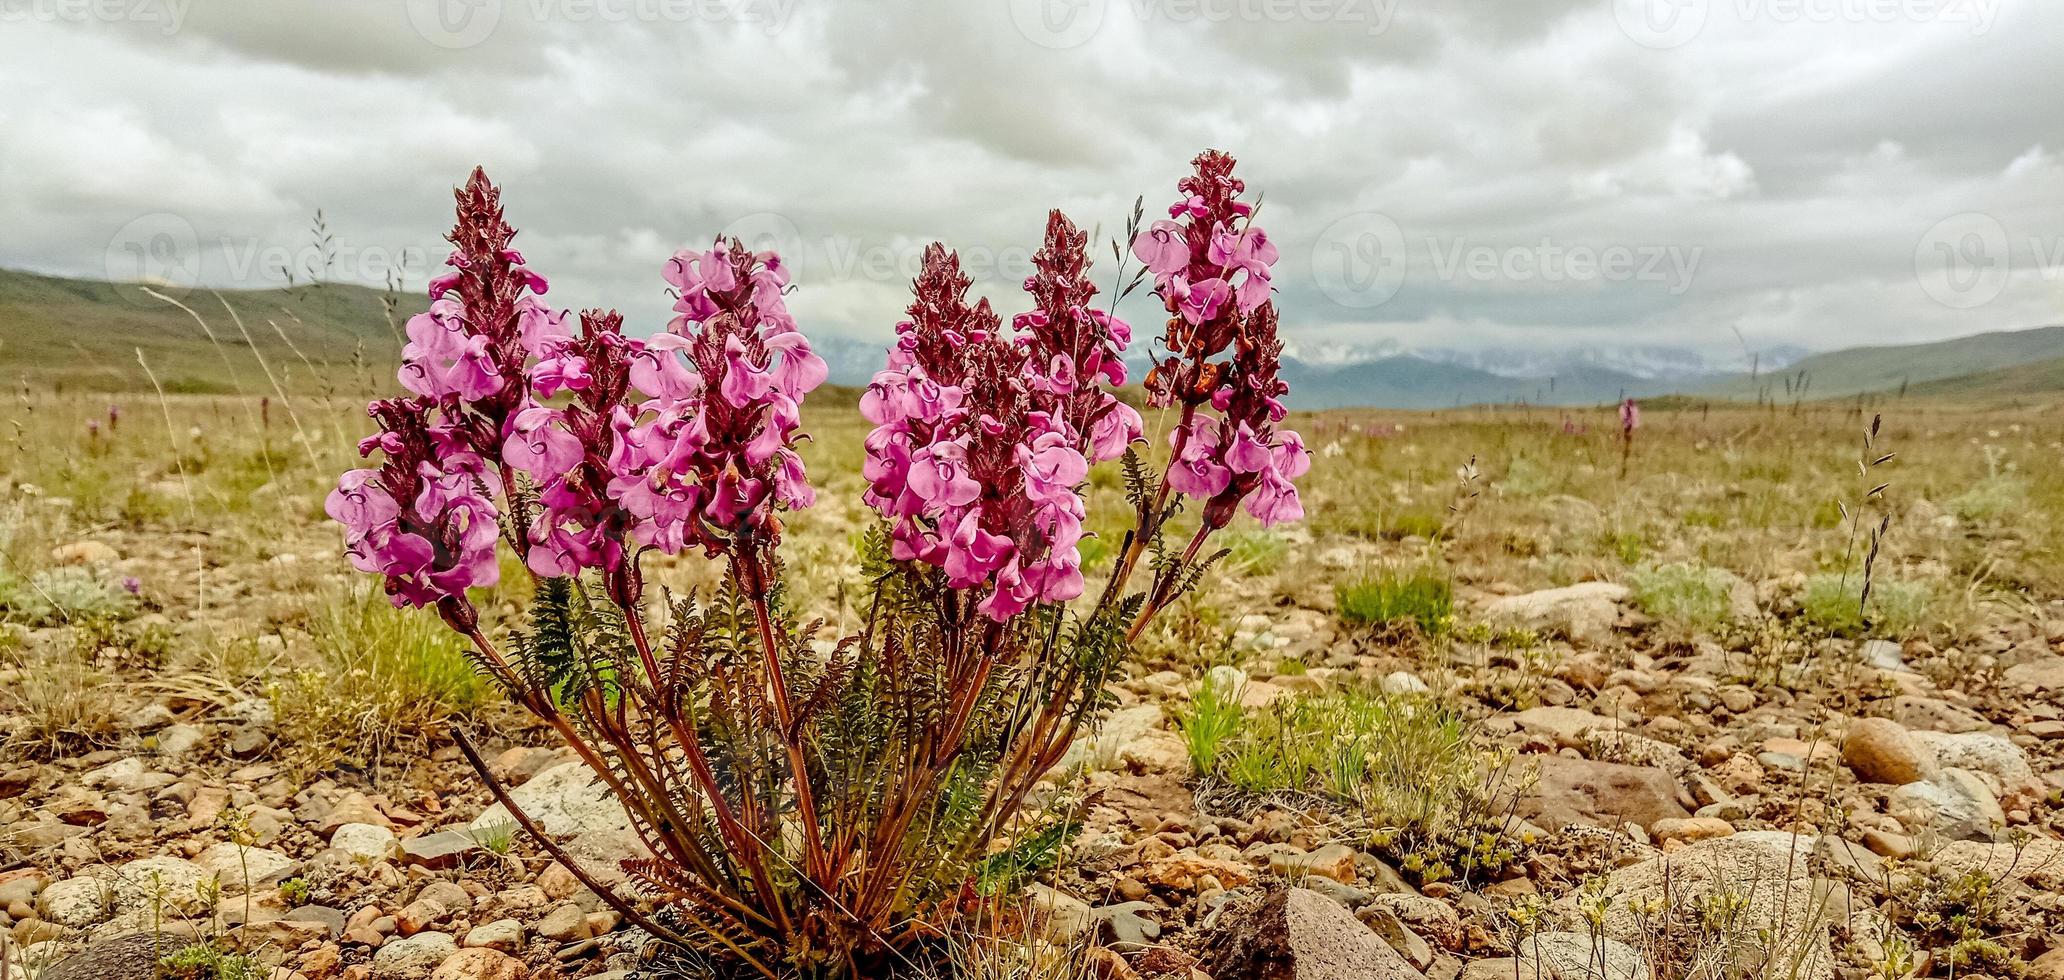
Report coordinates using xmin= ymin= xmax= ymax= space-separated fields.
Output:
xmin=1886 ymin=696 xmax=1989 ymax=734
xmin=469 ymin=762 xmax=631 ymax=837
xmin=400 ymin=830 xmax=485 ymax=870
xmin=34 ymin=932 xmax=196 ymax=980
xmin=1023 ymin=883 xmax=1093 ymax=942
xmin=429 ymin=948 xmax=527 ymax=980
xmin=317 ymin=791 xmax=392 ymax=833
xmin=332 ymin=822 xmax=399 ymax=860
xmin=37 ymin=876 xmax=112 ymax=927
xmin=1555 ymin=832 xmax=1832 ymax=980
xmin=1201 ymin=886 xmax=1425 ymax=979
xmin=1510 ymin=707 xmax=1624 ymax=749
xmin=1517 ymin=932 xmax=1650 ymax=980
xmin=2003 ymin=656 xmax=2064 ymax=692
xmin=1889 ymin=769 xmax=2006 ymax=841
xmin=1482 ymin=583 xmax=1630 ymax=643
xmin=1515 ymin=756 xmax=1689 ymax=833
xmin=373 ymin=931 xmax=459 ymax=980
xmin=193 ymin=842 xmax=297 ymax=892
xmin=1930 ymin=835 xmax=2064 ymax=890
xmin=90 ymin=856 xmax=210 ymax=915
xmin=1909 ymin=731 xmax=2040 ymax=808
xmin=1841 ymin=718 xmax=1938 ymax=785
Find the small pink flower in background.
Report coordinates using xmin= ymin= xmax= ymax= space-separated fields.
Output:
xmin=1620 ymin=398 xmax=1641 ymax=434
xmin=120 ymin=576 xmax=141 ymax=595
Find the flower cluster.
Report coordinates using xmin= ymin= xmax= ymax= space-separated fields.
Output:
xmin=860 ymin=215 xmax=1141 ymax=621
xmin=333 ymin=169 xmax=827 ymax=609
xmin=504 ymin=310 xmax=639 ymax=584
xmin=1134 ymin=150 xmax=1307 ymax=529
xmin=604 ymin=241 xmax=826 ymax=557
xmin=328 ymin=398 xmax=503 ymax=608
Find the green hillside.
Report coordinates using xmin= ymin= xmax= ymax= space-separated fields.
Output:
xmin=1698 ymin=325 xmax=2064 ymax=401
xmin=0 ymin=268 xmax=402 ymax=393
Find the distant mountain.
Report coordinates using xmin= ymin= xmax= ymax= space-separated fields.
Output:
xmin=1897 ymin=354 xmax=2064 ymax=402
xmin=0 ymin=267 xmax=398 ymax=393
xmin=4 ymin=266 xmax=2059 ymax=408
xmin=1278 ymin=356 xmax=1680 ymax=410
xmin=1695 ymin=325 xmax=2064 ymax=401
xmin=1281 ymin=339 xmax=1809 ymax=382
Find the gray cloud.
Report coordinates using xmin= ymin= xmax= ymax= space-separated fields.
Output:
xmin=2 ymin=0 xmax=2059 ymax=366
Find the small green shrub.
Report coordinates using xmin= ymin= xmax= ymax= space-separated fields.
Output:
xmin=1382 ymin=509 xmax=1446 ymax=541
xmin=0 ymin=644 xmax=124 ymax=757
xmin=0 ymin=566 xmax=139 ymax=626
xmin=1802 ymin=572 xmax=1929 ymax=637
xmin=160 ymin=942 xmax=260 ymax=980
xmin=270 ymin=583 xmax=494 ymax=770
xmin=1630 ymin=562 xmax=1739 ymax=630
xmin=1174 ymin=674 xmax=1244 ymax=774
xmin=1949 ymin=477 xmax=2027 ymax=525
xmin=1218 ymin=530 xmax=1289 ymax=576
xmin=1189 ymin=687 xmax=1517 ymax=885
xmin=1337 ymin=569 xmax=1452 ymax=634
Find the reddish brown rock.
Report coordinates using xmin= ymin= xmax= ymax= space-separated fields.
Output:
xmin=1201 ymin=887 xmax=1424 ymax=979
xmin=1513 ymin=756 xmax=1690 ymax=833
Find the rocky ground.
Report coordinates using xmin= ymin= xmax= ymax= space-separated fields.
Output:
xmin=5 ymin=401 xmax=2063 ymax=980
xmin=7 ymin=555 xmax=2064 ymax=980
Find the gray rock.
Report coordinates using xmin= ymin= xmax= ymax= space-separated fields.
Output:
xmin=193 ymin=842 xmax=297 ymax=892
xmin=1889 ymin=769 xmax=2005 ymax=841
xmin=92 ymin=856 xmax=212 ymax=915
xmin=373 ymin=931 xmax=459 ymax=980
xmin=1515 ymin=756 xmax=1689 ymax=833
xmin=34 ymin=932 xmax=196 ymax=980
xmin=464 ymin=918 xmax=526 ymax=951
xmin=1483 ymin=583 xmax=1629 ymax=644
xmin=1859 ymin=640 xmax=1906 ymax=672
xmin=470 ymin=763 xmax=631 ymax=837
xmin=1518 ymin=932 xmax=1650 ymax=980
xmin=37 ymin=876 xmax=112 ymax=927
xmin=332 ymin=822 xmax=399 ymax=860
xmin=1553 ymin=832 xmax=1831 ymax=980
xmin=1910 ymin=731 xmax=2039 ymax=806
xmin=1090 ymin=901 xmax=1160 ymax=952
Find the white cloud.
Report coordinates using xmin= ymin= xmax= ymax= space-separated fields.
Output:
xmin=1 ymin=0 xmax=2059 ymax=360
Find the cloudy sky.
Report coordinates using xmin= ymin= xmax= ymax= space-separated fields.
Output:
xmin=2 ymin=0 xmax=2058 ymax=365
